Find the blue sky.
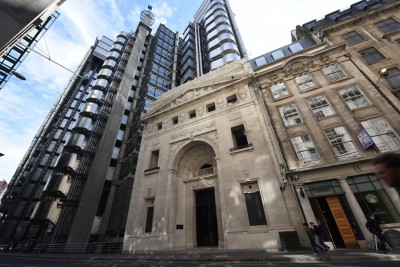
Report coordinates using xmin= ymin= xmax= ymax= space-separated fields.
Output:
xmin=0 ymin=0 xmax=357 ymax=183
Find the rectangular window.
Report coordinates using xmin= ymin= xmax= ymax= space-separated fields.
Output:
xmin=271 ymin=50 xmax=285 ymax=60
xmin=308 ymin=95 xmax=335 ymax=118
xmin=322 ymin=63 xmax=347 ymax=82
xmin=384 ymin=67 xmax=400 ymax=92
xmin=342 ymin=31 xmax=365 ymax=45
xmin=375 ymin=18 xmax=400 ymax=33
xmin=291 ymin=134 xmax=319 ymax=166
xmin=227 ymin=94 xmax=237 ymax=105
xmin=359 ymin=47 xmax=385 ymax=64
xmin=339 ymin=86 xmax=371 ymax=110
xmin=242 ymin=183 xmax=267 ymax=226
xmin=149 ymin=150 xmax=159 ymax=168
xmin=189 ymin=110 xmax=196 ymax=119
xmin=270 ymin=82 xmax=289 ymax=99
xmin=207 ymin=102 xmax=216 ymax=112
xmin=361 ymin=117 xmax=400 ymax=152
xmin=172 ymin=116 xmax=178 ymax=125
xmin=254 ymin=56 xmax=267 ymax=66
xmin=279 ymin=104 xmax=302 ymax=126
xmin=144 ymin=199 xmax=155 ymax=233
xmin=289 ymin=43 xmax=304 ymax=53
xmin=231 ymin=124 xmax=249 ymax=149
xmin=324 ymin=126 xmax=360 ymax=160
xmin=295 ymin=73 xmax=317 ymax=92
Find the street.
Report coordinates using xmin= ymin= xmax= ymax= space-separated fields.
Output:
xmin=0 ymin=256 xmax=399 ymax=267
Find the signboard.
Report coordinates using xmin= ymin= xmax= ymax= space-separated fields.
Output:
xmin=355 ymin=128 xmax=374 ymax=149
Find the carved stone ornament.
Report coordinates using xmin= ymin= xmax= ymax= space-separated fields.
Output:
xmin=320 ymin=56 xmax=332 ymax=64
xmin=191 ymin=177 xmax=216 ymax=189
xmin=237 ymin=86 xmax=248 ymax=102
xmin=171 ymin=121 xmax=216 ymax=141
xmin=283 ymin=60 xmax=316 ymax=77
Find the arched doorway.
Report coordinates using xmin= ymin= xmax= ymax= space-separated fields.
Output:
xmin=174 ymin=141 xmax=220 ymax=248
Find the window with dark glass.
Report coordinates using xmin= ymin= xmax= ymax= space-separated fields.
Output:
xmin=144 ymin=199 xmax=155 ymax=233
xmin=231 ymin=124 xmax=249 ymax=149
xmin=359 ymin=47 xmax=385 ymax=64
xmin=384 ymin=67 xmax=400 ymax=92
xmin=342 ymin=31 xmax=365 ymax=45
xmin=149 ymin=150 xmax=159 ymax=169
xmin=242 ymin=183 xmax=267 ymax=226
xmin=189 ymin=110 xmax=196 ymax=119
xmin=227 ymin=94 xmax=237 ymax=105
xmin=207 ymin=102 xmax=216 ymax=112
xmin=348 ymin=175 xmax=400 ymax=224
xmin=375 ymin=18 xmax=400 ymax=33
xmin=172 ymin=116 xmax=178 ymax=125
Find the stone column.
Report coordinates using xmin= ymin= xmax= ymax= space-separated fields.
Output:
xmin=338 ymin=178 xmax=371 ymax=243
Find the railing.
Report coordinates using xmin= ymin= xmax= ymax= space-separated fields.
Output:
xmin=192 ymin=167 xmax=214 ymax=177
xmin=0 ymin=241 xmax=123 ymax=254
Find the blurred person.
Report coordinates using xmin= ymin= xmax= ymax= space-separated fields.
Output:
xmin=303 ymin=223 xmax=326 ymax=254
xmin=373 ymin=152 xmax=400 ymax=195
xmin=365 ymin=212 xmax=390 ymax=254
xmin=310 ymin=221 xmax=329 ymax=252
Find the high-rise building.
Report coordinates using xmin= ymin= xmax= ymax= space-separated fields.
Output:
xmin=0 ymin=0 xmax=247 ymax=251
xmin=0 ymin=0 xmax=65 ymax=89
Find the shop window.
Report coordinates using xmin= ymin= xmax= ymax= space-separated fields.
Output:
xmin=324 ymin=126 xmax=360 ymax=160
xmin=279 ymin=104 xmax=302 ymax=126
xmin=242 ymin=183 xmax=267 ymax=226
xmin=144 ymin=199 xmax=155 ymax=233
xmin=339 ymin=85 xmax=371 ymax=110
xmin=348 ymin=175 xmax=400 ymax=224
xmin=361 ymin=117 xmax=400 ymax=152
xmin=291 ymin=134 xmax=319 ymax=166
xmin=307 ymin=95 xmax=335 ymax=118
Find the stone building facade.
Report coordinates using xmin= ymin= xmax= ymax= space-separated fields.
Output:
xmin=123 ymin=59 xmax=305 ymax=251
xmin=253 ymin=0 xmax=400 ymax=249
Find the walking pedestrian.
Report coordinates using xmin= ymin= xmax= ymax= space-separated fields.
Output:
xmin=303 ymin=222 xmax=326 ymax=254
xmin=310 ymin=221 xmax=329 ymax=252
xmin=365 ymin=212 xmax=390 ymax=254
xmin=373 ymin=152 xmax=400 ymax=195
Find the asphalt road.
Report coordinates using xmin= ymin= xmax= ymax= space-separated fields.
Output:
xmin=0 ymin=256 xmax=399 ymax=267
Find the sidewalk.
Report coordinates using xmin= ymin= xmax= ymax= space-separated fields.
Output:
xmin=2 ymin=248 xmax=400 ymax=263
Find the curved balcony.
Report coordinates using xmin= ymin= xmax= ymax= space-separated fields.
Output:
xmin=205 ymin=9 xmax=227 ymax=27
xmin=64 ymin=133 xmax=85 ymax=152
xmin=107 ymin=51 xmax=120 ymax=60
xmin=210 ymin=53 xmax=240 ymax=70
xmin=205 ymin=17 xmax=230 ymax=34
xmin=86 ymin=89 xmax=104 ymax=104
xmin=98 ymin=68 xmax=113 ymax=79
xmin=80 ymin=102 xmax=99 ymax=117
xmin=207 ymin=24 xmax=231 ymax=41
xmin=73 ymin=117 xmax=93 ymax=135
xmin=207 ymin=32 xmax=236 ymax=51
xmin=103 ymin=59 xmax=117 ymax=70
xmin=92 ymin=78 xmax=108 ymax=92
xmin=42 ymin=174 xmax=69 ymax=198
xmin=209 ymin=41 xmax=239 ymax=59
xmin=111 ymin=43 xmax=123 ymax=52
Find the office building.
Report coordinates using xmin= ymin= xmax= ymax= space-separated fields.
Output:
xmin=0 ymin=0 xmax=65 ymax=89
xmin=252 ymin=0 xmax=400 ymax=249
xmin=0 ymin=0 xmax=247 ymax=251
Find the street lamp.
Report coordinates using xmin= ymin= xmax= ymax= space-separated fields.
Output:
xmin=344 ymin=53 xmax=400 ymax=115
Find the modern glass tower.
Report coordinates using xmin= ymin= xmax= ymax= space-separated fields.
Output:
xmin=0 ymin=0 xmax=247 ymax=251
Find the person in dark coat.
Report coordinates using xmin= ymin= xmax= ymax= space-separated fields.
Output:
xmin=373 ymin=152 xmax=400 ymax=195
xmin=310 ymin=221 xmax=329 ymax=252
xmin=303 ymin=222 xmax=326 ymax=254
xmin=365 ymin=212 xmax=389 ymax=254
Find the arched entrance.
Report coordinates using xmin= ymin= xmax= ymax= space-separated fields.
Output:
xmin=174 ymin=140 xmax=220 ymax=248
